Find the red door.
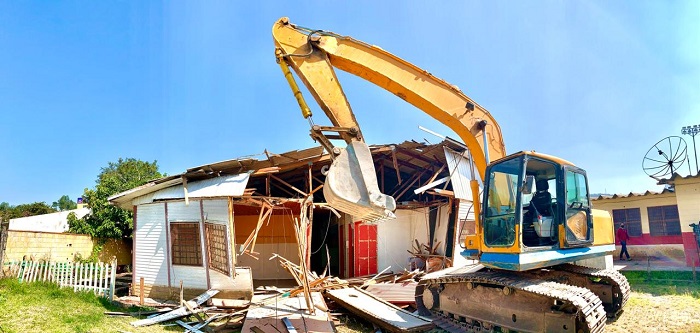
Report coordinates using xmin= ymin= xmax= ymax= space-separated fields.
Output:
xmin=353 ymin=221 xmax=378 ymax=276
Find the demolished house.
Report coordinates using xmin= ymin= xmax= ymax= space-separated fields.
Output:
xmin=109 ymin=140 xmax=478 ymax=300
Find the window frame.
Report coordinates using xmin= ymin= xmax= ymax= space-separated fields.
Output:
xmin=204 ymin=222 xmax=231 ymax=276
xmin=170 ymin=222 xmax=204 ymax=267
xmin=611 ymin=208 xmax=642 ymax=237
xmin=646 ymin=205 xmax=681 ymax=237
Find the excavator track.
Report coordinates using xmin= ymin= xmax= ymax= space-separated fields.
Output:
xmin=541 ymin=264 xmax=630 ymax=317
xmin=417 ymin=270 xmax=607 ymax=333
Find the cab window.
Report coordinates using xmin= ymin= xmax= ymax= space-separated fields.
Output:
xmin=565 ymin=170 xmax=589 ymax=208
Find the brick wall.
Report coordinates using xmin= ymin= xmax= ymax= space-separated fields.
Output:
xmin=2 ymin=231 xmax=131 ymax=265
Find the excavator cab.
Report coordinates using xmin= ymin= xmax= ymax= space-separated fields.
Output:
xmin=478 ymin=151 xmax=595 ymax=271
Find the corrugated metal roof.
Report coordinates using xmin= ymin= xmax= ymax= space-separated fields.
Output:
xmin=592 ymin=188 xmax=674 ymax=201
xmin=443 ymin=146 xmax=480 ymax=199
xmin=133 ymin=172 xmax=252 ymax=206
xmin=656 ymin=172 xmax=700 ymax=185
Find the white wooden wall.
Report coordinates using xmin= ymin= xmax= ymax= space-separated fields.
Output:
xmin=134 ymin=203 xmax=168 ymax=288
xmin=135 ymin=199 xmax=237 ymax=291
xmin=376 ymin=208 xmax=430 ymax=272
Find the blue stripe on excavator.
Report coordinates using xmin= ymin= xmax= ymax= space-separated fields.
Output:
xmin=470 ymin=244 xmax=615 ymax=271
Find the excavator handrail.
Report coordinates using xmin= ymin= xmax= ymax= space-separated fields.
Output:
xmin=273 ymin=17 xmax=506 ymax=182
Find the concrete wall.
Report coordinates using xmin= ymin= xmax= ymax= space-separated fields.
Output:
xmin=593 ymin=179 xmax=700 ymax=266
xmin=9 ymin=208 xmax=90 ymax=233
xmin=2 ymin=230 xmax=130 ymax=265
xmin=675 ymin=176 xmax=700 ymax=266
xmin=593 ymin=193 xmax=678 ymax=237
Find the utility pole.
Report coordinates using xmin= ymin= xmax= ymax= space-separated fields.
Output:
xmin=682 ymin=124 xmax=700 ymax=176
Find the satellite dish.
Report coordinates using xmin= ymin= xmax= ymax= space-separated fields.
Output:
xmin=642 ymin=136 xmax=688 ymax=180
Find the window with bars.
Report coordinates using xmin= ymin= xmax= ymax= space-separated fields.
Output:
xmin=611 ymin=208 xmax=642 ymax=237
xmin=647 ymin=205 xmax=681 ymax=236
xmin=205 ymin=222 xmax=230 ymax=275
xmin=171 ymin=222 xmax=202 ymax=266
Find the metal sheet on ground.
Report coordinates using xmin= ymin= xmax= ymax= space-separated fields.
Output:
xmin=365 ymin=282 xmax=418 ymax=305
xmin=131 ymin=289 xmax=219 ymax=327
xmin=326 ymin=287 xmax=433 ymax=332
xmin=240 ymin=292 xmax=334 ymax=333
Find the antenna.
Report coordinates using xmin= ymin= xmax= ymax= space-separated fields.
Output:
xmin=642 ymin=136 xmax=689 ymax=180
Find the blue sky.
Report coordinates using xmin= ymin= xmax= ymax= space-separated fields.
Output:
xmin=1 ymin=1 xmax=698 ymax=205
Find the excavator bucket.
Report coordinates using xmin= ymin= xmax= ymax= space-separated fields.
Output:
xmin=323 ymin=141 xmax=396 ymax=223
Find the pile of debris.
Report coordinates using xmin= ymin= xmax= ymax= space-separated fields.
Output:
xmin=108 ymin=253 xmax=436 ymax=333
xmin=108 ymin=289 xmax=247 ymax=332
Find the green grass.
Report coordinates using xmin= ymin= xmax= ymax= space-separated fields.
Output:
xmin=0 ymin=278 xmax=175 ymax=333
xmin=621 ymin=271 xmax=700 ymax=298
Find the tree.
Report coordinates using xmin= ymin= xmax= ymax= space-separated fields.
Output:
xmin=69 ymin=158 xmax=163 ymax=239
xmin=12 ymin=202 xmax=56 ymax=217
xmin=0 ymin=202 xmax=11 ymax=222
xmin=1 ymin=201 xmax=57 ymax=221
xmin=52 ymin=195 xmax=77 ymax=211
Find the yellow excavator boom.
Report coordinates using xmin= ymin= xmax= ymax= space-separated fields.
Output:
xmin=273 ymin=17 xmax=506 ymax=181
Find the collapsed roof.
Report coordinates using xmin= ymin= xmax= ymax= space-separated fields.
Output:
xmin=109 ymin=140 xmax=472 ymax=210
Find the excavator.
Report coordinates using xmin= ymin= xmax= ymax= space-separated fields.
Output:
xmin=272 ymin=17 xmax=629 ymax=333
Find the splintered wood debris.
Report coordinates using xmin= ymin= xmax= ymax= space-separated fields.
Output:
xmin=117 ymin=249 xmax=439 ymax=332
xmin=131 ymin=290 xmax=219 ymax=327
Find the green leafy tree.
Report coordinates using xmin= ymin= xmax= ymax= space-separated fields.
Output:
xmin=69 ymin=158 xmax=163 ymax=239
xmin=12 ymin=202 xmax=56 ymax=217
xmin=0 ymin=202 xmax=11 ymax=222
xmin=51 ymin=195 xmax=78 ymax=211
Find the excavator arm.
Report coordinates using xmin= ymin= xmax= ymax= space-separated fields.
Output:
xmin=273 ymin=17 xmax=506 ymax=179
xmin=273 ymin=17 xmax=505 ymax=226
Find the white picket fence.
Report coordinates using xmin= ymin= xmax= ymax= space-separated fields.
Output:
xmin=4 ymin=259 xmax=117 ymax=299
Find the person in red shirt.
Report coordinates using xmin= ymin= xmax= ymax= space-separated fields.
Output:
xmin=616 ymin=223 xmax=631 ymax=261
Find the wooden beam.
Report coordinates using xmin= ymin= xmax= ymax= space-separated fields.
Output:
xmin=270 ymin=182 xmax=296 ymax=197
xmin=391 ymin=146 xmax=401 ymax=185
xmin=394 ymin=169 xmax=429 ymax=200
xmin=270 ymin=174 xmax=308 ymax=197
xmin=252 ymin=166 xmax=280 ymax=176
xmin=308 ymin=163 xmax=313 ymax=194
xmin=393 ymin=145 xmax=438 ymax=165
xmin=380 ymin=157 xmax=385 ymax=193
xmin=414 ymin=176 xmax=450 ymax=195
xmin=426 ymin=164 xmax=447 ymax=185
xmin=228 ymin=197 xmax=237 ymax=271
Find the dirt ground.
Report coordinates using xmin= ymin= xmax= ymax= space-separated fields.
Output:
xmin=606 ymin=291 xmax=700 ymax=333
xmin=332 ymin=290 xmax=700 ymax=333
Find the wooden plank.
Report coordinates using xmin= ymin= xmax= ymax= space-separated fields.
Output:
xmin=240 ymin=293 xmax=333 ymax=333
xmin=210 ymin=298 xmax=250 ymax=309
xmin=131 ymin=289 xmax=219 ymax=327
xmin=270 ymin=174 xmax=308 ymax=196
xmin=326 ymin=287 xmax=433 ymax=332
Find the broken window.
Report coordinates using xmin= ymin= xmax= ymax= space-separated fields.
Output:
xmin=171 ymin=222 xmax=203 ymax=266
xmin=205 ymin=222 xmax=230 ymax=275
